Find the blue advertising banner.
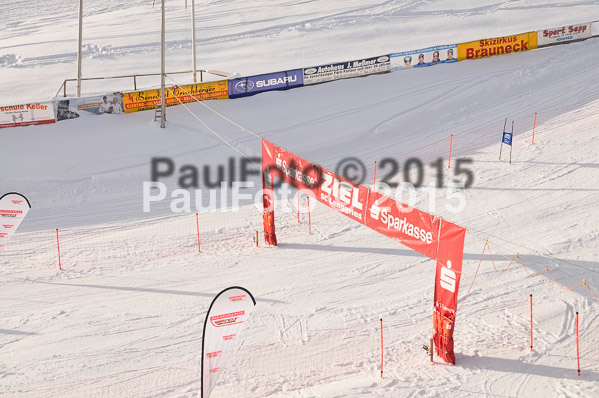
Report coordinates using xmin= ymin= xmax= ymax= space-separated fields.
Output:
xmin=390 ymin=45 xmax=457 ymax=71
xmin=502 ymin=131 xmax=513 ymax=146
xmin=303 ymin=55 xmax=391 ymax=85
xmin=229 ymin=70 xmax=303 ymax=98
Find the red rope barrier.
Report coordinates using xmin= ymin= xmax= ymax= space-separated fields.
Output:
xmin=459 ymin=240 xmax=599 ymax=312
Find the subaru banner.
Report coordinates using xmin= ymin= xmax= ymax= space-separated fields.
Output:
xmin=228 ymin=70 xmax=303 ymax=98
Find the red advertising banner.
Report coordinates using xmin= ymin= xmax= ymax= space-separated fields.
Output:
xmin=270 ymin=145 xmax=321 ymax=194
xmin=262 ymin=139 xmax=277 ymax=245
xmin=264 ymin=140 xmax=367 ymax=225
xmin=365 ymin=190 xmax=440 ymax=260
xmin=433 ymin=219 xmax=466 ymax=364
xmin=318 ymin=167 xmax=369 ymax=224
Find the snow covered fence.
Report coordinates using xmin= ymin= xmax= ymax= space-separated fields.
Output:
xmin=386 ymin=96 xmax=599 ymax=176
xmin=1 ymin=275 xmax=596 ymax=397
xmin=0 ymin=211 xmax=260 ymax=274
xmin=3 ymin=20 xmax=597 ymax=130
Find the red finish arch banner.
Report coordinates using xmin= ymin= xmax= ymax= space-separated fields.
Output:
xmin=0 ymin=192 xmax=31 ymax=250
xmin=433 ymin=219 xmax=466 ymax=364
xmin=365 ymin=190 xmax=440 ymax=259
xmin=201 ymin=287 xmax=256 ymax=398
xmin=261 ymin=139 xmax=466 ymax=364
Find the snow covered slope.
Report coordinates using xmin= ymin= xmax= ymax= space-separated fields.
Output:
xmin=1 ymin=1 xmax=599 ymax=397
xmin=1 ymin=0 xmax=598 ymax=103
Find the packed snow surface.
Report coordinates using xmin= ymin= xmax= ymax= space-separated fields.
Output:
xmin=1 ymin=1 xmax=599 ymax=397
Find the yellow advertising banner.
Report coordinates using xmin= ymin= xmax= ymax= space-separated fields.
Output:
xmin=458 ymin=32 xmax=538 ymax=61
xmin=123 ymin=80 xmax=229 ymax=113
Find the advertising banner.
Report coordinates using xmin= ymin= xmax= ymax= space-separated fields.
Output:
xmin=202 ymin=287 xmax=256 ymax=398
xmin=269 ymin=143 xmax=321 ymax=194
xmin=303 ymin=55 xmax=391 ymax=85
xmin=229 ymin=70 xmax=303 ymax=98
xmin=122 ymin=81 xmax=229 ymax=113
xmin=318 ymin=167 xmax=369 ymax=224
xmin=593 ymin=20 xmax=599 ymax=37
xmin=390 ymin=45 xmax=457 ymax=71
xmin=262 ymin=139 xmax=277 ymax=245
xmin=433 ymin=219 xmax=466 ymax=365
xmin=0 ymin=193 xmax=31 ymax=250
xmin=54 ymin=93 xmax=124 ymax=121
xmin=0 ymin=102 xmax=55 ymax=129
xmin=365 ymin=190 xmax=440 ymax=259
xmin=458 ymin=32 xmax=537 ymax=61
xmin=537 ymin=23 xmax=591 ymax=46
xmin=264 ymin=140 xmax=368 ymax=224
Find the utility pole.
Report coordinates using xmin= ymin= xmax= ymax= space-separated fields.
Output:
xmin=160 ymin=0 xmax=166 ymax=128
xmin=76 ymin=0 xmax=83 ymax=97
xmin=191 ymin=0 xmax=197 ymax=83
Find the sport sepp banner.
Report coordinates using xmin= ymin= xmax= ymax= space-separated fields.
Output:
xmin=433 ymin=219 xmax=466 ymax=365
xmin=0 ymin=103 xmax=55 ymax=129
xmin=229 ymin=69 xmax=303 ymax=98
xmin=365 ymin=191 xmax=440 ymax=260
xmin=458 ymin=32 xmax=537 ymax=61
xmin=303 ymin=55 xmax=390 ymax=85
xmin=390 ymin=45 xmax=456 ymax=71
xmin=537 ymin=23 xmax=591 ymax=46
xmin=122 ymin=81 xmax=229 ymax=113
xmin=0 ymin=193 xmax=31 ymax=249
xmin=201 ymin=287 xmax=256 ymax=398
xmin=54 ymin=92 xmax=124 ymax=121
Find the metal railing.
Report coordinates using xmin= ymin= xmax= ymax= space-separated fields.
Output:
xmin=54 ymin=69 xmax=231 ymax=98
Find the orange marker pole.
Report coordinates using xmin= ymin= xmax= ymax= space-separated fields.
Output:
xmin=297 ymin=193 xmax=300 ymax=223
xmin=532 ymin=113 xmax=537 ymax=144
xmin=56 ymin=229 xmax=62 ymax=270
xmin=530 ymin=294 xmax=533 ymax=351
xmin=373 ymin=161 xmax=377 ymax=190
xmin=448 ymin=134 xmax=453 ymax=169
xmin=307 ymin=197 xmax=311 ymax=235
xmin=380 ymin=318 xmax=384 ymax=379
xmin=195 ymin=213 xmax=201 ymax=253
xmin=576 ymin=312 xmax=581 ymax=376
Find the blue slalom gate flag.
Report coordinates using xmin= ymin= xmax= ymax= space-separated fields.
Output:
xmin=502 ymin=130 xmax=513 ymax=146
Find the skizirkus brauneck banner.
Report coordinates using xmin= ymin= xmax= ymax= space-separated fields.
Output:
xmin=303 ymin=55 xmax=391 ymax=85
xmin=390 ymin=45 xmax=457 ymax=71
xmin=0 ymin=193 xmax=31 ymax=249
xmin=228 ymin=69 xmax=303 ymax=98
xmin=201 ymin=287 xmax=256 ymax=398
xmin=537 ymin=23 xmax=592 ymax=46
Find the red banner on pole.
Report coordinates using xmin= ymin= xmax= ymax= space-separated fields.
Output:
xmin=433 ymin=219 xmax=466 ymax=364
xmin=318 ymin=167 xmax=369 ymax=224
xmin=261 ymin=139 xmax=277 ymax=245
xmin=365 ymin=190 xmax=440 ymax=259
